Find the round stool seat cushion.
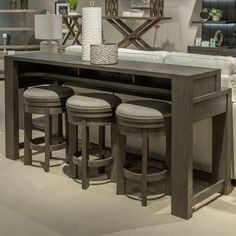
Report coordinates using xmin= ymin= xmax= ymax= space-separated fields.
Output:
xmin=66 ymin=93 xmax=122 ymax=113
xmin=116 ymin=100 xmax=171 ymax=123
xmin=24 ymin=85 xmax=74 ymax=102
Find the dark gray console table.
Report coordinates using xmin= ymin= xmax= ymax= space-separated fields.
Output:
xmin=5 ymin=52 xmax=233 ymax=219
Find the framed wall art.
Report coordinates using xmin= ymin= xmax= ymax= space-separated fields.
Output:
xmin=55 ymin=1 xmax=69 ymax=15
xmin=130 ymin=0 xmax=150 ymax=8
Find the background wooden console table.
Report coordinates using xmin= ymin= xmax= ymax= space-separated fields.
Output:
xmin=61 ymin=15 xmax=171 ymax=50
xmin=5 ymin=52 xmax=233 ymax=220
xmin=62 ymin=15 xmax=82 ymax=46
xmin=104 ymin=16 xmax=171 ymax=50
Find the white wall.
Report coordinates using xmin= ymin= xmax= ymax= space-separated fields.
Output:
xmin=32 ymin=0 xmax=202 ymax=52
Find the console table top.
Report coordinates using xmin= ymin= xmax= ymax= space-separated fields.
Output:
xmin=8 ymin=52 xmax=218 ymax=79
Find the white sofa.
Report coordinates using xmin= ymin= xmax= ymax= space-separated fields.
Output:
xmin=65 ymin=45 xmax=236 ymax=178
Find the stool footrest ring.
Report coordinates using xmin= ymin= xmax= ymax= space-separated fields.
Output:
xmin=30 ymin=136 xmax=67 ymax=153
xmin=123 ymin=167 xmax=168 ymax=182
xmin=73 ymin=155 xmax=113 ymax=168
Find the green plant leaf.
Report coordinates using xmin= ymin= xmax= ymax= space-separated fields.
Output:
xmin=68 ymin=0 xmax=78 ymax=10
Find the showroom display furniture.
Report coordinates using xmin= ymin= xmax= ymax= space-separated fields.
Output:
xmin=23 ymin=85 xmax=74 ymax=172
xmin=190 ymin=0 xmax=236 ymax=56
xmin=103 ymin=0 xmax=170 ymax=50
xmin=62 ymin=15 xmax=82 ymax=46
xmin=0 ymin=7 xmax=45 ymax=50
xmin=66 ymin=93 xmax=122 ymax=189
xmin=116 ymin=100 xmax=171 ymax=206
xmin=5 ymin=52 xmax=232 ymax=219
xmin=65 ymin=46 xmax=236 ymax=181
xmin=103 ymin=16 xmax=171 ymax=50
xmin=65 ymin=45 xmax=236 ymax=98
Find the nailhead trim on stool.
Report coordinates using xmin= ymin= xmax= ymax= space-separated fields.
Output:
xmin=23 ymin=85 xmax=74 ymax=172
xmin=66 ymin=93 xmax=122 ymax=189
xmin=115 ymin=100 xmax=171 ymax=206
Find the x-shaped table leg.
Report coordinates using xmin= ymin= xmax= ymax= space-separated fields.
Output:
xmin=106 ymin=18 xmax=159 ymax=50
xmin=62 ymin=17 xmax=81 ymax=45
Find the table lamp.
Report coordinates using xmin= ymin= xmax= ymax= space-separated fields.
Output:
xmin=35 ymin=14 xmax=63 ymax=53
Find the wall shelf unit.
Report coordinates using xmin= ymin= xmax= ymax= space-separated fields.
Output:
xmin=192 ymin=20 xmax=236 ymax=24
xmin=0 ymin=2 xmax=45 ymax=51
xmin=189 ymin=0 xmax=236 ymax=56
xmin=0 ymin=9 xmax=42 ymax=13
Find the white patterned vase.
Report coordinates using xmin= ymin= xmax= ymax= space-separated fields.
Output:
xmin=82 ymin=7 xmax=102 ymax=61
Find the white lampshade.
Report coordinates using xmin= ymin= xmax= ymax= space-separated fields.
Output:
xmin=35 ymin=14 xmax=63 ymax=40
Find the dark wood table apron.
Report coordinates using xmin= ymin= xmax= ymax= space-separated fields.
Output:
xmin=5 ymin=52 xmax=233 ymax=219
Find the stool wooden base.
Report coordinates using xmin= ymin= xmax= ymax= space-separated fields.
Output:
xmin=67 ymin=116 xmax=118 ymax=189
xmin=116 ymin=118 xmax=171 ymax=206
xmin=24 ymin=102 xmax=68 ymax=172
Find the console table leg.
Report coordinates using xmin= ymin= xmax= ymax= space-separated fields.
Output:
xmin=212 ymin=92 xmax=233 ymax=194
xmin=171 ymin=78 xmax=193 ymax=220
xmin=5 ymin=57 xmax=19 ymax=160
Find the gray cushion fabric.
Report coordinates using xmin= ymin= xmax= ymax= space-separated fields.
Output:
xmin=66 ymin=93 xmax=122 ymax=111
xmin=116 ymin=100 xmax=171 ymax=120
xmin=24 ymin=85 xmax=74 ymax=101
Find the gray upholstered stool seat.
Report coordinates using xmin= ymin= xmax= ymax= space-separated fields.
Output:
xmin=115 ymin=100 xmax=171 ymax=206
xmin=23 ymin=85 xmax=74 ymax=172
xmin=67 ymin=93 xmax=122 ymax=114
xmin=66 ymin=93 xmax=122 ymax=189
xmin=116 ymin=100 xmax=171 ymax=127
xmin=24 ymin=85 xmax=74 ymax=106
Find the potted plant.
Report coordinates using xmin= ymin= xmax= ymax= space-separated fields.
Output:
xmin=67 ymin=0 xmax=78 ymax=15
xmin=210 ymin=8 xmax=222 ymax=22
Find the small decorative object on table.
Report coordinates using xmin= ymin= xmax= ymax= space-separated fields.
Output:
xmin=90 ymin=0 xmax=95 ymax=7
xmin=10 ymin=0 xmax=17 ymax=9
xmin=130 ymin=0 xmax=164 ymax=17
xmin=195 ymin=37 xmax=202 ymax=46
xmin=210 ymin=38 xmax=216 ymax=48
xmin=21 ymin=0 xmax=28 ymax=9
xmin=200 ymin=8 xmax=210 ymax=22
xmin=123 ymin=9 xmax=145 ymax=17
xmin=210 ymin=8 xmax=222 ymax=22
xmin=201 ymin=40 xmax=210 ymax=47
xmin=105 ymin=0 xmax=118 ymax=16
xmin=214 ymin=30 xmax=224 ymax=47
xmin=82 ymin=5 xmax=102 ymax=61
xmin=130 ymin=0 xmax=150 ymax=8
xmin=2 ymin=33 xmax=8 ymax=54
xmin=90 ymin=44 xmax=118 ymax=65
xmin=67 ymin=0 xmax=78 ymax=15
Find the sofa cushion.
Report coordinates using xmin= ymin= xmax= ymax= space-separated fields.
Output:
xmin=118 ymin=48 xmax=169 ymax=63
xmin=222 ymin=74 xmax=236 ymax=102
xmin=165 ymin=52 xmax=236 ymax=76
xmin=65 ymin=46 xmax=168 ymax=64
xmin=65 ymin=45 xmax=82 ymax=56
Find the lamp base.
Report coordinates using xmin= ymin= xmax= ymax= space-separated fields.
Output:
xmin=40 ymin=41 xmax=58 ymax=54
